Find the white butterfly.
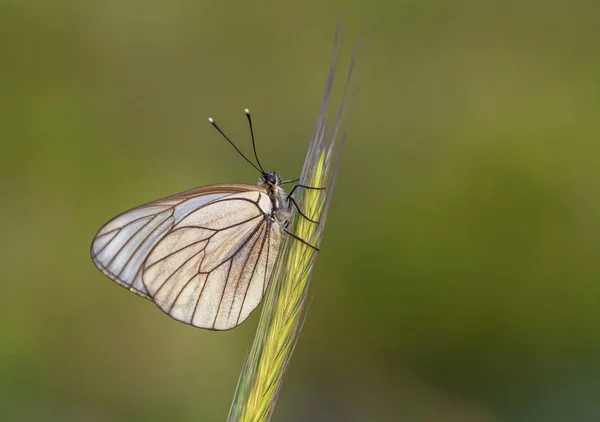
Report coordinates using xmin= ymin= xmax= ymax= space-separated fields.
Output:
xmin=90 ymin=110 xmax=320 ymax=330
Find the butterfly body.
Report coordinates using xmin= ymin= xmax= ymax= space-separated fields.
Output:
xmin=259 ymin=171 xmax=293 ymax=223
xmin=91 ymin=175 xmax=289 ymax=330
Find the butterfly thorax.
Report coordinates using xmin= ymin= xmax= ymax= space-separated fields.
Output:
xmin=259 ymin=171 xmax=290 ymax=221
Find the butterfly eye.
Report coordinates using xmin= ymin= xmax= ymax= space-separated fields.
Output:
xmin=265 ymin=173 xmax=280 ymax=185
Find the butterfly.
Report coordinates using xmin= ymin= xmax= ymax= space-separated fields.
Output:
xmin=90 ymin=109 xmax=322 ymax=331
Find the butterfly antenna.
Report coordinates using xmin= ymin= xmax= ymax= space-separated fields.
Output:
xmin=244 ymin=108 xmax=265 ymax=173
xmin=208 ymin=117 xmax=263 ymax=174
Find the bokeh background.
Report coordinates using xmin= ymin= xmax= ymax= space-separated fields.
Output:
xmin=2 ymin=1 xmax=600 ymax=421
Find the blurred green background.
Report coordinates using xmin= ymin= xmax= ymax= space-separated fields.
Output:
xmin=2 ymin=1 xmax=600 ymax=421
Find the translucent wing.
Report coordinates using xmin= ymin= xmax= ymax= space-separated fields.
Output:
xmin=91 ymin=185 xmax=247 ymax=297
xmin=91 ymin=185 xmax=282 ymax=330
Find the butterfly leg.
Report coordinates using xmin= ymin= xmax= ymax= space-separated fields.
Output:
xmin=283 ymin=221 xmax=320 ymax=252
xmin=288 ymin=197 xmax=320 ymax=224
xmin=287 ymin=183 xmax=326 ymax=199
xmin=286 ymin=183 xmax=327 ymax=224
xmin=280 ymin=178 xmax=300 ymax=185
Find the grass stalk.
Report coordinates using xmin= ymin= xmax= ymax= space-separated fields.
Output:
xmin=227 ymin=25 xmax=368 ymax=422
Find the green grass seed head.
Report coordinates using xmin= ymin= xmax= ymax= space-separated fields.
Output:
xmin=228 ymin=25 xmax=369 ymax=422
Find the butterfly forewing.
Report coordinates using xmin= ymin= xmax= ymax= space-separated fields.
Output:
xmin=90 ymin=185 xmax=282 ymax=329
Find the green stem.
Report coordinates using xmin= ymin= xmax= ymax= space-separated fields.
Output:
xmin=227 ymin=24 xmax=368 ymax=421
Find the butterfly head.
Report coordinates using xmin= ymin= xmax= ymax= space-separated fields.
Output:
xmin=259 ymin=171 xmax=282 ymax=190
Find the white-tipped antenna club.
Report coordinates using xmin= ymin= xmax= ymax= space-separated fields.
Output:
xmin=244 ymin=108 xmax=250 ymax=114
